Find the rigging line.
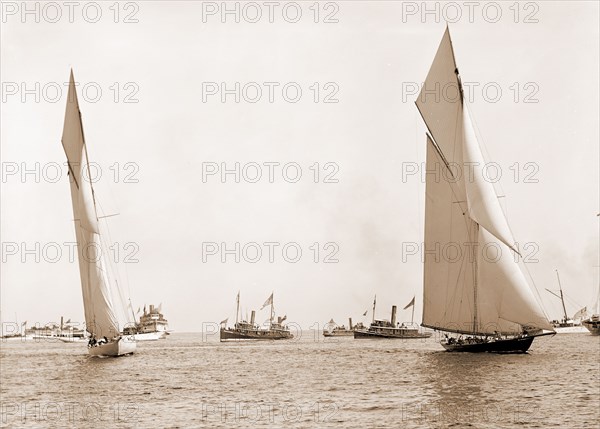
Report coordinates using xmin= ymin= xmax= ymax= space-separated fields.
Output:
xmin=564 ymin=294 xmax=584 ymax=312
xmin=426 ymin=138 xmax=472 ymax=326
xmin=101 ymin=175 xmax=134 ymax=309
xmin=96 ymin=199 xmax=124 ymax=294
xmin=415 ymin=103 xmax=454 ymax=176
xmin=451 ymin=91 xmax=462 ymax=175
xmin=521 ymin=258 xmax=551 ymax=322
xmin=464 ymin=99 xmax=523 ymax=259
xmin=96 ymin=199 xmax=131 ymax=324
xmin=414 ymin=109 xmax=424 ymax=252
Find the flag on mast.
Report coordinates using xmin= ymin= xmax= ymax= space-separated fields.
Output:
xmin=220 ymin=318 xmax=228 ymax=325
xmin=403 ymin=296 xmax=415 ymax=310
xmin=362 ymin=310 xmax=368 ymax=316
xmin=260 ymin=293 xmax=273 ymax=310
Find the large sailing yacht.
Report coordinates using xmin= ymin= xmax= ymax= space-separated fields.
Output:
xmin=416 ymin=28 xmax=555 ymax=353
xmin=61 ymin=70 xmax=136 ymax=357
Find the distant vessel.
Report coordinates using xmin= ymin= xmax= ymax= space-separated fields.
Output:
xmin=582 ymin=282 xmax=600 ymax=335
xmin=220 ymin=292 xmax=293 ymax=341
xmin=124 ymin=304 xmax=170 ymax=341
xmin=28 ymin=317 xmax=87 ymax=342
xmin=583 ymin=315 xmax=600 ymax=335
xmin=416 ymin=28 xmax=555 ymax=352
xmin=323 ymin=318 xmax=361 ymax=337
xmin=0 ymin=321 xmax=31 ymax=340
xmin=61 ymin=70 xmax=135 ymax=357
xmin=354 ymin=296 xmax=431 ymax=339
xmin=546 ymin=271 xmax=589 ymax=334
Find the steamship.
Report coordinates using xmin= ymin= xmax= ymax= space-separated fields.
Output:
xmin=123 ymin=304 xmax=170 ymax=341
xmin=26 ymin=317 xmax=87 ymax=342
xmin=583 ymin=315 xmax=600 ymax=335
xmin=323 ymin=318 xmax=363 ymax=337
xmin=220 ymin=292 xmax=293 ymax=341
xmin=353 ymin=305 xmax=432 ymax=339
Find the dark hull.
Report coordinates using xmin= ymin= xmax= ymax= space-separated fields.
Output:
xmin=323 ymin=330 xmax=353 ymax=337
xmin=353 ymin=329 xmax=432 ymax=339
xmin=442 ymin=336 xmax=535 ymax=353
xmin=220 ymin=328 xmax=293 ymax=341
xmin=582 ymin=320 xmax=600 ymax=336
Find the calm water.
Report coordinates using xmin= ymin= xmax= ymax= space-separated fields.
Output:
xmin=1 ymin=332 xmax=598 ymax=428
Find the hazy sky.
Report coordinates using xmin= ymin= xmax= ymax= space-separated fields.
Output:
xmin=1 ymin=1 xmax=598 ymax=332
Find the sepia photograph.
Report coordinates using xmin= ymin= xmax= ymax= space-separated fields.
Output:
xmin=1 ymin=1 xmax=599 ymax=428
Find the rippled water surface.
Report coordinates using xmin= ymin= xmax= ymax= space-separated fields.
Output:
xmin=1 ymin=332 xmax=598 ymax=428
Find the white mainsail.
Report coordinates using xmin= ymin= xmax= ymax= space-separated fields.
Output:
xmin=419 ymin=29 xmax=553 ymax=335
xmin=61 ymin=70 xmax=121 ymax=339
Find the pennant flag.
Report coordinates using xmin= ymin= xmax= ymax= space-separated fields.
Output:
xmin=220 ymin=318 xmax=228 ymax=325
xmin=136 ymin=307 xmax=141 ymax=314
xmin=65 ymin=319 xmax=71 ymax=324
xmin=21 ymin=321 xmax=27 ymax=326
xmin=403 ymin=296 xmax=415 ymax=310
xmin=362 ymin=310 xmax=368 ymax=316
xmin=261 ymin=293 xmax=274 ymax=310
xmin=280 ymin=315 xmax=287 ymax=322
xmin=143 ymin=304 xmax=146 ymax=314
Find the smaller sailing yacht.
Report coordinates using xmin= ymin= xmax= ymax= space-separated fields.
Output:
xmin=545 ymin=271 xmax=589 ymax=334
xmin=416 ymin=28 xmax=555 ymax=352
xmin=61 ymin=70 xmax=135 ymax=357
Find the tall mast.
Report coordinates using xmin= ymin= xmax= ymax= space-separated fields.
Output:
xmin=473 ymin=223 xmax=479 ymax=333
xmin=235 ymin=291 xmax=240 ymax=325
xmin=128 ymin=295 xmax=137 ymax=325
xmin=372 ymin=295 xmax=376 ymax=323
xmin=555 ymin=270 xmax=568 ymax=322
xmin=270 ymin=293 xmax=274 ymax=329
